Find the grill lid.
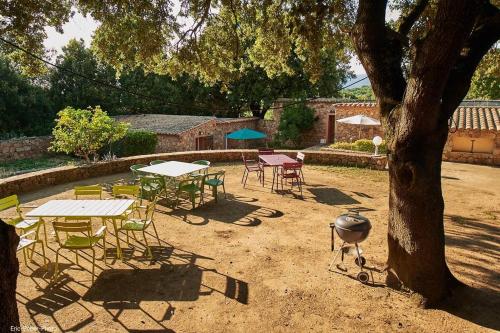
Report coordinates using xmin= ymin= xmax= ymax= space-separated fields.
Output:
xmin=335 ymin=213 xmax=371 ymax=232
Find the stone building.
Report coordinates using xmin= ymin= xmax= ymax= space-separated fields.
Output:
xmin=115 ymin=114 xmax=261 ymax=153
xmin=271 ymin=100 xmax=500 ymax=165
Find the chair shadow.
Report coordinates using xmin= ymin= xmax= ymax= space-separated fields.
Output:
xmin=308 ymin=187 xmax=361 ymax=205
xmin=170 ymin=198 xmax=283 ymax=226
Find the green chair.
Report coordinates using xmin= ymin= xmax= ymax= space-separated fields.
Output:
xmin=53 ymin=217 xmax=106 ymax=283
xmin=203 ymin=170 xmax=226 ymax=202
xmin=150 ymin=160 xmax=166 ymax=165
xmin=192 ymin=160 xmax=210 ymax=175
xmin=74 ymin=185 xmax=103 ymax=199
xmin=130 ymin=164 xmax=147 ymax=182
xmin=0 ymin=195 xmax=46 ymax=242
xmin=177 ymin=175 xmax=204 ymax=209
xmin=140 ymin=176 xmax=164 ymax=201
xmin=117 ymin=199 xmax=160 ymax=259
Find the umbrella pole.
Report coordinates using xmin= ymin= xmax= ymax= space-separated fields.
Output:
xmin=358 ymin=125 xmax=361 ymax=140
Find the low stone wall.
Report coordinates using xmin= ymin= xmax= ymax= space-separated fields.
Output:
xmin=0 ymin=136 xmax=52 ymax=162
xmin=0 ymin=150 xmax=387 ymax=197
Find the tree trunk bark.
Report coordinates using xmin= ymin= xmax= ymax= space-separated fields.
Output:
xmin=0 ymin=220 xmax=21 ymax=330
xmin=384 ymin=106 xmax=459 ymax=307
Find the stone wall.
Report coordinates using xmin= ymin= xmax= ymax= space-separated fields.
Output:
xmin=0 ymin=150 xmax=387 ymax=197
xmin=215 ymin=118 xmax=260 ymax=149
xmin=0 ymin=136 xmax=52 ymax=162
xmin=443 ymin=129 xmax=500 ymax=165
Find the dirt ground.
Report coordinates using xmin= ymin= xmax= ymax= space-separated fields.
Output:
xmin=8 ymin=161 xmax=500 ymax=332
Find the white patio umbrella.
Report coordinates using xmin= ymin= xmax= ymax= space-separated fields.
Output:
xmin=336 ymin=115 xmax=381 ymax=139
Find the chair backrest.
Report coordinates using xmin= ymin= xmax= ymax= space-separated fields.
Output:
xmin=74 ymin=185 xmax=102 ymax=199
xmin=0 ymin=194 xmax=20 ymax=214
xmin=282 ymin=162 xmax=303 ymax=172
xmin=150 ymin=160 xmax=166 ymax=165
xmin=193 ymin=160 xmax=211 ymax=166
xmin=130 ymin=164 xmax=148 ymax=178
xmin=258 ymin=148 xmax=274 ymax=155
xmin=0 ymin=195 xmax=22 ymax=225
xmin=53 ymin=217 xmax=92 ymax=246
xmin=296 ymin=152 xmax=305 ymax=162
xmin=112 ymin=185 xmax=140 ymax=198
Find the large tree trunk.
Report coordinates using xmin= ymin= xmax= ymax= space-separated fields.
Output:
xmin=384 ymin=106 xmax=459 ymax=306
xmin=0 ymin=220 xmax=21 ymax=330
xmin=352 ymin=0 xmax=499 ymax=307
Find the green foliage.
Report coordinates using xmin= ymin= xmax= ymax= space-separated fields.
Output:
xmin=340 ymin=85 xmax=375 ymax=100
xmin=331 ymin=139 xmax=387 ymax=154
xmin=50 ymin=106 xmax=129 ymax=161
xmin=0 ymin=55 xmax=55 ymax=137
xmin=49 ymin=39 xmax=120 ymax=113
xmin=0 ymin=156 xmax=78 ymax=179
xmin=277 ymin=101 xmax=315 ymax=147
xmin=113 ymin=130 xmax=158 ymax=157
xmin=466 ymin=48 xmax=499 ymax=100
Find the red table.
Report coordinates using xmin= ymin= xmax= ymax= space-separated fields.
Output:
xmin=259 ymin=154 xmax=297 ymax=192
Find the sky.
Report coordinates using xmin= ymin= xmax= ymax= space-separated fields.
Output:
xmin=44 ymin=11 xmax=368 ymax=76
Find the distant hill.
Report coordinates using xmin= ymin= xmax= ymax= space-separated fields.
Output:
xmin=345 ymin=75 xmax=370 ymax=89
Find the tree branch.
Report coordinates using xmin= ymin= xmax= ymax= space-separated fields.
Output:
xmin=398 ymin=0 xmax=429 ymax=36
xmin=442 ymin=1 xmax=500 ymax=118
xmin=352 ymin=0 xmax=406 ymax=117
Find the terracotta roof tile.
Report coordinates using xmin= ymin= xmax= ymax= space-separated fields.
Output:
xmin=451 ymin=106 xmax=500 ymax=131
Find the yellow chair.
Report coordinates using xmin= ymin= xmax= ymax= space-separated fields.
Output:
xmin=17 ymin=229 xmax=47 ymax=266
xmin=53 ymin=217 xmax=106 ymax=283
xmin=117 ymin=199 xmax=160 ymax=259
xmin=74 ymin=185 xmax=103 ymax=199
xmin=112 ymin=184 xmax=143 ymax=217
xmin=0 ymin=194 xmax=46 ymax=243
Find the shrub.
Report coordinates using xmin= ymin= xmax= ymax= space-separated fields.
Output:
xmin=113 ymin=130 xmax=158 ymax=157
xmin=330 ymin=139 xmax=387 ymax=154
xmin=50 ymin=106 xmax=129 ymax=162
xmin=277 ymin=101 xmax=315 ymax=147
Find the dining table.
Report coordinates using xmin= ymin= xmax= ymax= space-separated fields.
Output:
xmin=258 ymin=154 xmax=298 ymax=192
xmin=27 ymin=199 xmax=135 ymax=259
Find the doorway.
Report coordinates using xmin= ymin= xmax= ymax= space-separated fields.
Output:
xmin=326 ymin=114 xmax=336 ymax=144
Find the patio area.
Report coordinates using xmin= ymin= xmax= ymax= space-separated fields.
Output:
xmin=11 ymin=162 xmax=500 ymax=332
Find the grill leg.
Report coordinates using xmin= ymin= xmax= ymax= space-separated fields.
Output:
xmin=354 ymin=243 xmax=363 ymax=270
xmin=328 ymin=241 xmax=346 ymax=271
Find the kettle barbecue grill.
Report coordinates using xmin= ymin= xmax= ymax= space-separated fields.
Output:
xmin=328 ymin=211 xmax=372 ymax=284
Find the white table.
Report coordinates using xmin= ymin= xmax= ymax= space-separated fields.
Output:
xmin=138 ymin=161 xmax=208 ymax=177
xmin=27 ymin=199 xmax=135 ymax=259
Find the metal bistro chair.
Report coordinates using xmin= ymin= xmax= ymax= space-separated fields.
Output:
xmin=258 ymin=148 xmax=274 ymax=184
xmin=130 ymin=164 xmax=148 ymax=183
xmin=17 ymin=229 xmax=47 ymax=266
xmin=278 ymin=162 xmax=304 ymax=196
xmin=140 ymin=176 xmax=165 ymax=201
xmin=241 ymin=154 xmax=262 ymax=187
xmin=203 ymin=170 xmax=226 ymax=202
xmin=177 ymin=175 xmax=204 ymax=209
xmin=192 ymin=160 xmax=211 ymax=176
xmin=117 ymin=199 xmax=160 ymax=259
xmin=112 ymin=184 xmax=143 ymax=217
xmin=296 ymin=152 xmax=306 ymax=183
xmin=0 ymin=194 xmax=47 ymax=244
xmin=53 ymin=217 xmax=107 ymax=283
xmin=74 ymin=185 xmax=103 ymax=199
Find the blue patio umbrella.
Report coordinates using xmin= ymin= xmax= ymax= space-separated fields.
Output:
xmin=225 ymin=128 xmax=267 ymax=148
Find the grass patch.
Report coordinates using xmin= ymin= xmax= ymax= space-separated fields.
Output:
xmin=0 ymin=155 xmax=79 ymax=178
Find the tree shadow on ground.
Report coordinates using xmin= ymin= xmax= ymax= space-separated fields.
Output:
xmin=441 ymin=214 xmax=500 ymax=331
xmin=308 ymin=187 xmax=360 ymax=205
xmin=17 ymin=240 xmax=249 ymax=332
